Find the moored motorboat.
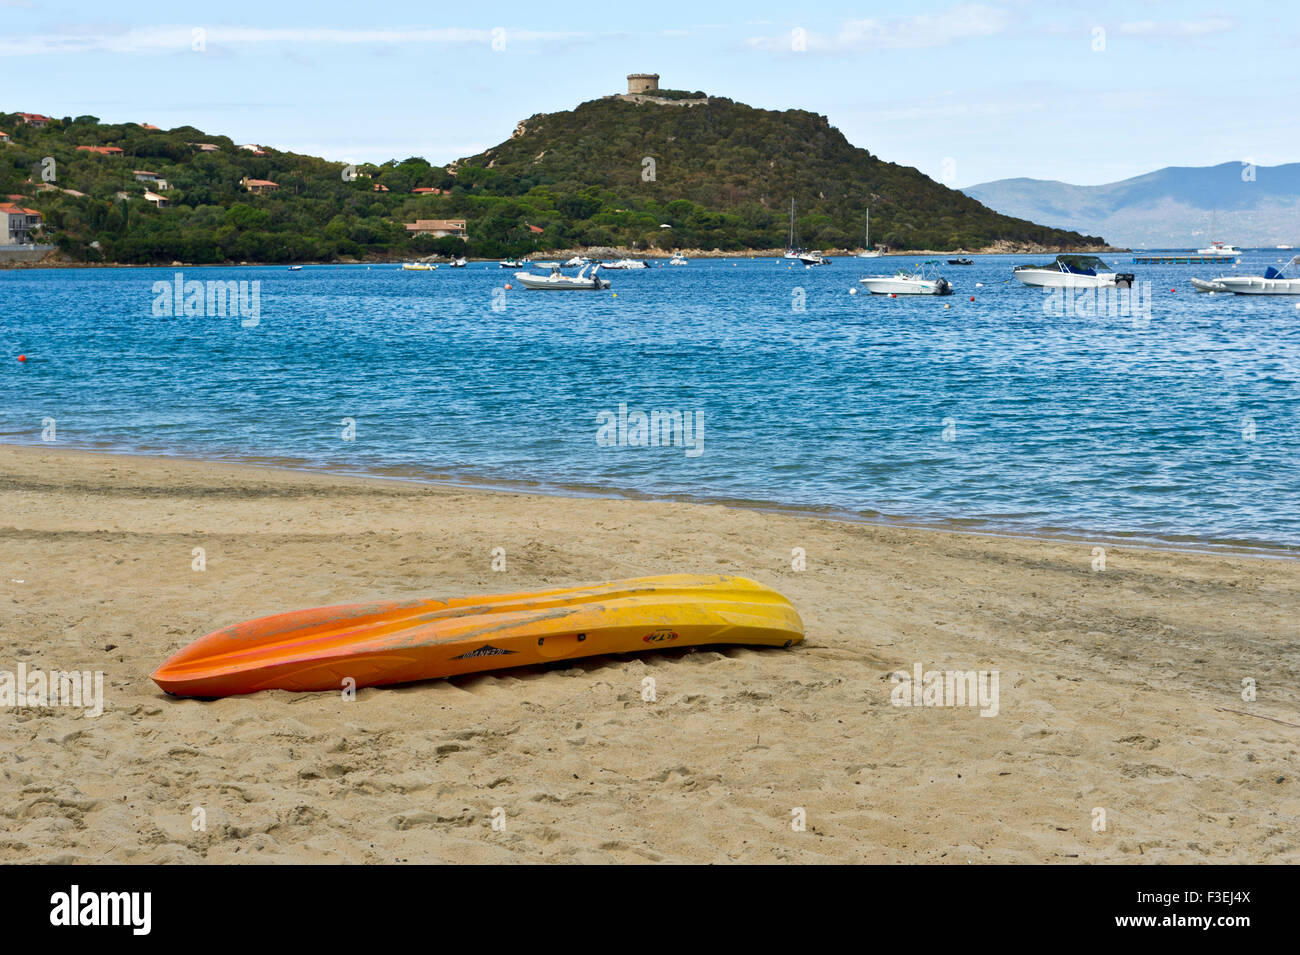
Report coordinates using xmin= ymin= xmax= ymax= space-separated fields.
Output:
xmin=947 ymin=257 xmax=973 ymax=266
xmin=601 ymin=258 xmax=649 ymax=269
xmin=402 ymin=261 xmax=436 ymax=271
xmin=564 ymin=255 xmax=590 ymax=267
xmin=1213 ymin=257 xmax=1300 ymax=295
xmin=1190 ymin=277 xmax=1230 ymax=293
xmin=669 ymin=253 xmax=688 ymax=266
xmin=859 ymin=261 xmax=952 ymax=295
xmin=514 ymin=262 xmax=610 ymax=289
xmin=1013 ymin=255 xmax=1133 ymax=288
xmin=448 ymin=257 xmax=468 ymax=268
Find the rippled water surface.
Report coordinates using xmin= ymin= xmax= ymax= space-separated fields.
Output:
xmin=2 ymin=255 xmax=1298 ymax=549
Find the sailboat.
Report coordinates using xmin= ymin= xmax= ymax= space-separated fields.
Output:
xmin=783 ymin=199 xmax=828 ymax=265
xmin=858 ymin=209 xmax=882 ymax=258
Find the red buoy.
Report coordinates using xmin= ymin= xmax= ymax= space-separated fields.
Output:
xmin=16 ymin=355 xmax=26 ymax=362
xmin=504 ymin=283 xmax=512 ymax=290
xmin=969 ymin=296 xmax=975 ymax=301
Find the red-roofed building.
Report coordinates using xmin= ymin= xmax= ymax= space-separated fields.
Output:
xmin=76 ymin=145 xmax=124 ymax=155
xmin=241 ymin=177 xmax=279 ymax=195
xmin=238 ymin=144 xmax=269 ymax=156
xmin=411 ymin=187 xmax=446 ymax=195
xmin=16 ymin=113 xmax=52 ymax=128
xmin=527 ymin=224 xmax=544 ymax=234
xmin=1 ymin=202 xmax=43 ymax=244
xmin=373 ymin=183 xmax=389 ymax=192
xmin=0 ymin=131 xmax=9 ymax=144
xmin=140 ymin=123 xmax=162 ymax=131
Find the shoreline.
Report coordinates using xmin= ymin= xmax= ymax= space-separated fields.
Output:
xmin=2 ymin=440 xmax=1297 ymax=863
xmin=3 ymin=440 xmax=1294 ymax=560
xmin=0 ymin=245 xmax=1127 ymax=270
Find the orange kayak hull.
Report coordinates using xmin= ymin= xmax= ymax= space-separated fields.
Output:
xmin=151 ymin=575 xmax=804 ymax=697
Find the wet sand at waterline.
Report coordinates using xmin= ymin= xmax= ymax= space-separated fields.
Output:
xmin=1 ymin=443 xmax=1296 ymax=863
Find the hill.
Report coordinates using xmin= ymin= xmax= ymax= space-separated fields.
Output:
xmin=0 ymin=100 xmax=1103 ymax=265
xmin=454 ymin=93 xmax=1104 ymax=252
xmin=963 ymin=162 xmax=1300 ymax=248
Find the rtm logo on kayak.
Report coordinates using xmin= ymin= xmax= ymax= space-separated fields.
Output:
xmin=889 ymin=663 xmax=999 ymax=717
xmin=49 ymin=885 xmax=151 ymax=935
xmin=643 ymin=630 xmax=679 ymax=643
xmin=595 ymin=403 xmax=704 ymax=458
xmin=452 ymin=644 xmax=517 ymax=659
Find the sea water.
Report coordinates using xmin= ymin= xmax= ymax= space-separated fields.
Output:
xmin=2 ymin=254 xmax=1297 ymax=550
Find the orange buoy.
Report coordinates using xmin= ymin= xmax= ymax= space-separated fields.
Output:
xmin=890 ymin=293 xmax=897 ymax=298
xmin=17 ymin=355 xmax=26 ymax=362
xmin=504 ymin=283 xmax=512 ymax=290
xmin=969 ymin=296 xmax=975 ymax=301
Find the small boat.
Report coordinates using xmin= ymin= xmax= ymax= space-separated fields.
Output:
xmin=784 ymin=198 xmax=830 ymax=265
xmin=564 ymin=256 xmax=590 ymax=267
xmin=1278 ymin=245 xmax=1294 ymax=251
xmin=1196 ymin=240 xmax=1243 ymax=258
xmin=947 ymin=257 xmax=973 ymax=266
xmin=859 ymin=261 xmax=952 ymax=296
xmin=514 ymin=262 xmax=610 ymax=290
xmin=1213 ymin=257 xmax=1300 ymax=295
xmin=1013 ymin=255 xmax=1134 ymax=288
xmin=1196 ymin=209 xmax=1242 ymax=258
xmin=668 ymin=253 xmax=688 ymax=266
xmin=499 ymin=258 xmax=529 ymax=268
xmin=858 ymin=209 xmax=882 ymax=257
xmin=1190 ymin=277 xmax=1230 ymax=293
xmin=601 ymin=258 xmax=650 ymax=270
xmin=448 ymin=257 xmax=468 ymax=268
xmin=151 ymin=575 xmax=804 ymax=697
xmin=402 ymin=262 xmax=436 ymax=271
xmin=287 ymin=265 xmax=303 ymax=271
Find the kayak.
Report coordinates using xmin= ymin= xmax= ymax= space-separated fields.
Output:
xmin=152 ymin=575 xmax=804 ymax=698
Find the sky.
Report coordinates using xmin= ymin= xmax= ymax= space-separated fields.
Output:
xmin=1 ymin=0 xmax=1296 ymax=188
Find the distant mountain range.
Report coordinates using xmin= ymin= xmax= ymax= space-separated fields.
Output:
xmin=963 ymin=162 xmax=1300 ymax=248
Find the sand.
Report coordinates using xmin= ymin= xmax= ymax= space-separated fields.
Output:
xmin=0 ymin=443 xmax=1296 ymax=863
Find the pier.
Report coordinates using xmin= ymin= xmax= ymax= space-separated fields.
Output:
xmin=1131 ymin=254 xmax=1238 ymax=264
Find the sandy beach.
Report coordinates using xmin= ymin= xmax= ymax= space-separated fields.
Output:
xmin=1 ymin=443 xmax=1296 ymax=864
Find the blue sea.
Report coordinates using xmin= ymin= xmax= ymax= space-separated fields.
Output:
xmin=3 ymin=254 xmax=1298 ymax=551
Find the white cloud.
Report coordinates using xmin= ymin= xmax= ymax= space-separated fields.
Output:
xmin=747 ymin=5 xmax=1010 ymax=52
xmin=1118 ymin=19 xmax=1235 ymax=38
xmin=0 ymin=25 xmax=585 ymax=56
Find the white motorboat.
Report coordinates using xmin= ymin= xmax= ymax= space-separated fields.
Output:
xmin=402 ymin=261 xmax=436 ymax=271
xmin=1213 ymin=257 xmax=1300 ymax=295
xmin=499 ymin=258 xmax=530 ymax=268
xmin=668 ymin=253 xmax=688 ymax=266
xmin=563 ymin=256 xmax=590 ymax=267
xmin=448 ymin=257 xmax=468 ymax=268
xmin=1196 ymin=210 xmax=1241 ymax=258
xmin=1196 ymin=240 xmax=1243 ymax=258
xmin=514 ymin=263 xmax=610 ymax=290
xmin=859 ymin=261 xmax=952 ymax=296
xmin=1190 ymin=277 xmax=1230 ymax=293
xmin=601 ymin=258 xmax=649 ymax=269
xmin=858 ymin=209 xmax=882 ymax=257
xmin=1013 ymin=255 xmax=1134 ymax=288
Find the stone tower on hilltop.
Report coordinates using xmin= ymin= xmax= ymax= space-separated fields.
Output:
xmin=627 ymin=73 xmax=659 ymax=95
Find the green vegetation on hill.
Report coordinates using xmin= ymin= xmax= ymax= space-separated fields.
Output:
xmin=0 ymin=100 xmax=1103 ymax=265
